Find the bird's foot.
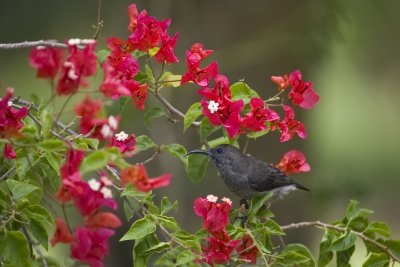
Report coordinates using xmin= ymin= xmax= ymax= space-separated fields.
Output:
xmin=239 ymin=199 xmax=249 ymax=209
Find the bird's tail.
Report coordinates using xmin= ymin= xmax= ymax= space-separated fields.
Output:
xmin=294 ymin=182 xmax=310 ymax=191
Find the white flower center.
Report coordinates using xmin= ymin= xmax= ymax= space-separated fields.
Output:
xmin=100 ymin=187 xmax=113 ymax=199
xmin=206 ymin=194 xmax=218 ymax=203
xmin=101 ymin=124 xmax=112 ymax=138
xmin=221 ymin=197 xmax=232 ymax=205
xmin=115 ymin=131 xmax=129 ymax=141
xmin=108 ymin=115 xmax=118 ymax=129
xmin=88 ymin=179 xmax=101 ymax=191
xmin=207 ymin=100 xmax=219 ymax=114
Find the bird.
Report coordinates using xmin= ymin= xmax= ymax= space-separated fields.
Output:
xmin=185 ymin=144 xmax=309 ymax=201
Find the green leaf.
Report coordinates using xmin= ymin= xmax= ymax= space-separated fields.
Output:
xmin=6 ymin=179 xmax=40 ymax=201
xmin=364 ymin=221 xmax=391 ymax=238
xmin=0 ymin=231 xmax=31 ymax=267
xmin=318 ymin=229 xmax=335 ymax=267
xmin=248 ymin=192 xmax=273 ymax=220
xmin=184 ymin=154 xmax=209 ymax=184
xmin=45 ymin=152 xmax=61 ymax=173
xmin=80 ymin=150 xmax=108 ymax=175
xmin=207 ymin=136 xmax=239 ymax=148
xmin=384 ymin=240 xmax=400 ymax=259
xmin=26 ymin=204 xmax=54 ymax=230
xmin=362 ymin=253 xmax=390 ymax=267
xmin=330 ymin=231 xmax=356 ymax=251
xmin=345 ymin=200 xmax=373 ymax=224
xmin=184 ymin=102 xmax=202 ymax=131
xmin=120 ymin=215 xmax=156 ymax=241
xmin=144 ymin=107 xmax=167 ymax=127
xmin=161 ymin=143 xmax=188 ymax=166
xmin=145 ymin=64 xmax=155 ymax=84
xmin=156 ymin=215 xmax=179 ymax=232
xmin=175 ymin=250 xmax=196 ymax=266
xmin=264 ymin=219 xmax=285 ymax=235
xmin=121 ymin=184 xmax=151 ymax=198
xmin=15 ymin=150 xmax=40 ymax=179
xmin=278 ymin=243 xmax=315 ymax=267
xmin=96 ymin=49 xmax=110 ymax=63
xmin=79 ymin=138 xmax=100 ymax=150
xmin=136 ymin=135 xmax=157 ymax=153
xmin=39 ymin=105 xmax=53 ymax=138
xmin=142 ymin=241 xmax=171 ymax=256
xmin=27 ymin=218 xmax=49 ymax=250
xmin=35 ymin=256 xmax=60 ymax=267
xmin=230 ymin=81 xmax=260 ymax=104
xmin=200 ymin=117 xmax=220 ymax=140
xmin=163 ymin=73 xmax=182 ymax=88
xmin=132 ymin=234 xmax=158 ymax=267
xmin=161 ymin=197 xmax=178 ymax=215
xmin=336 ymin=245 xmax=355 ymax=267
xmin=39 ymin=139 xmax=66 ymax=151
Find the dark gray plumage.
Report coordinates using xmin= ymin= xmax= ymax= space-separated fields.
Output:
xmin=185 ymin=144 xmax=309 ymax=199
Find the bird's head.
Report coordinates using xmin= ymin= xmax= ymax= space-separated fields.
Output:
xmin=185 ymin=144 xmax=241 ymax=167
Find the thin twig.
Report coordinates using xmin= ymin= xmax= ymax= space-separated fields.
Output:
xmin=0 ymin=40 xmax=68 ymax=50
xmin=92 ymin=0 xmax=103 ymax=40
xmin=22 ymin=225 xmax=48 ymax=267
xmin=0 ymin=166 xmax=16 ymax=181
xmin=281 ymin=221 xmax=400 ymax=263
xmin=138 ymin=148 xmax=161 ymax=165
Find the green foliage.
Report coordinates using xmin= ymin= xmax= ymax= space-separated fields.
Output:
xmin=0 ymin=231 xmax=31 ymax=267
xmin=184 ymin=153 xmax=209 ymax=184
xmin=183 ymin=102 xmax=202 ymax=131
xmin=136 ymin=134 xmax=158 ymax=153
xmin=161 ymin=143 xmax=188 ymax=166
xmin=120 ymin=215 xmax=157 ymax=241
xmin=230 ymin=81 xmax=260 ymax=104
xmin=144 ymin=107 xmax=168 ymax=127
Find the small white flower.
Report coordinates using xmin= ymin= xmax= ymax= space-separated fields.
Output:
xmin=100 ymin=187 xmax=113 ymax=199
xmin=115 ymin=131 xmax=129 ymax=141
xmin=100 ymin=176 xmax=113 ymax=186
xmin=221 ymin=197 xmax=232 ymax=206
xmin=88 ymin=179 xmax=101 ymax=191
xmin=7 ymin=100 xmax=13 ymax=107
xmin=81 ymin=39 xmax=96 ymax=44
xmin=67 ymin=38 xmax=81 ymax=46
xmin=207 ymin=100 xmax=219 ymax=114
xmin=101 ymin=124 xmax=112 ymax=138
xmin=206 ymin=194 xmax=218 ymax=203
xmin=108 ymin=115 xmax=118 ymax=129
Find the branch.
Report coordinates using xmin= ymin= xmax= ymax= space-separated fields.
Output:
xmin=281 ymin=221 xmax=400 ymax=263
xmin=22 ymin=225 xmax=48 ymax=267
xmin=0 ymin=40 xmax=68 ymax=50
xmin=0 ymin=166 xmax=16 ymax=181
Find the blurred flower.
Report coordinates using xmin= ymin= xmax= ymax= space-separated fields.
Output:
xmin=3 ymin=143 xmax=16 ymax=160
xmin=51 ymin=218 xmax=74 ymax=246
xmin=99 ymin=62 xmax=132 ymax=99
xmin=181 ymin=43 xmax=218 ymax=86
xmin=237 ymin=235 xmax=258 ymax=264
xmin=202 ymin=236 xmax=240 ymax=266
xmin=154 ymin=33 xmax=179 ymax=64
xmin=276 ymin=149 xmax=310 ymax=175
xmin=288 ymin=70 xmax=320 ymax=109
xmin=271 ymin=74 xmax=289 ymax=90
xmin=84 ymin=212 xmax=122 ymax=229
xmin=120 ymin=165 xmax=172 ymax=192
xmin=71 ymin=227 xmax=114 ymax=267
xmin=57 ymin=41 xmax=97 ymax=95
xmin=29 ymin=46 xmax=63 ymax=79
xmin=242 ymin=97 xmax=280 ymax=132
xmin=0 ymin=88 xmax=28 ymax=137
xmin=110 ymin=131 xmax=136 ymax=155
xmin=60 ymin=149 xmax=85 ymax=179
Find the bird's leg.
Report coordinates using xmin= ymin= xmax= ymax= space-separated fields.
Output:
xmin=234 ymin=199 xmax=248 ymax=227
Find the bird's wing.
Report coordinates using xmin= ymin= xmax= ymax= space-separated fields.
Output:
xmin=248 ymin=161 xmax=293 ymax=192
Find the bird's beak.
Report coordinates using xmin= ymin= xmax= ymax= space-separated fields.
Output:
xmin=185 ymin=149 xmax=211 ymax=157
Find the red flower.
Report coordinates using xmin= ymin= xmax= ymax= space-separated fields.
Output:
xmin=110 ymin=131 xmax=136 ymax=155
xmin=3 ymin=143 xmax=16 ymax=160
xmin=181 ymin=43 xmax=218 ymax=86
xmin=120 ymin=165 xmax=172 ymax=192
xmin=202 ymin=236 xmax=240 ymax=266
xmin=127 ymin=4 xmax=171 ymax=52
xmin=71 ymin=227 xmax=114 ymax=267
xmin=288 ymin=70 xmax=320 ymax=109
xmin=276 ymin=150 xmax=310 ymax=176
xmin=277 ymin=105 xmax=307 ymax=142
xmin=242 ymin=97 xmax=280 ymax=132
xmin=75 ymin=95 xmax=103 ymax=121
xmin=106 ymin=37 xmax=133 ymax=67
xmin=130 ymin=82 xmax=148 ymax=110
xmin=29 ymin=46 xmax=64 ymax=79
xmin=99 ymin=62 xmax=132 ymax=99
xmin=271 ymin=74 xmax=289 ymax=90
xmin=237 ymin=235 xmax=258 ymax=264
xmin=84 ymin=212 xmax=122 ymax=229
xmin=154 ymin=33 xmax=179 ymax=64
xmin=0 ymin=88 xmax=28 ymax=136
xmin=199 ymin=75 xmax=244 ymax=138
xmin=60 ymin=149 xmax=85 ymax=179
xmin=56 ymin=41 xmax=97 ymax=95
xmin=51 ymin=218 xmax=74 ymax=246
xmin=193 ymin=195 xmax=232 ymax=236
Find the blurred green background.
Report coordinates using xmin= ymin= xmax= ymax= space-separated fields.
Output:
xmin=1 ymin=0 xmax=400 ymax=266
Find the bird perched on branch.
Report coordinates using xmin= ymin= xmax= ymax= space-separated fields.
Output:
xmin=185 ymin=144 xmax=309 ymax=201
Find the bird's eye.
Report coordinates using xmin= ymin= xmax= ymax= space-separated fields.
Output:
xmin=217 ymin=148 xmax=222 ymax=153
